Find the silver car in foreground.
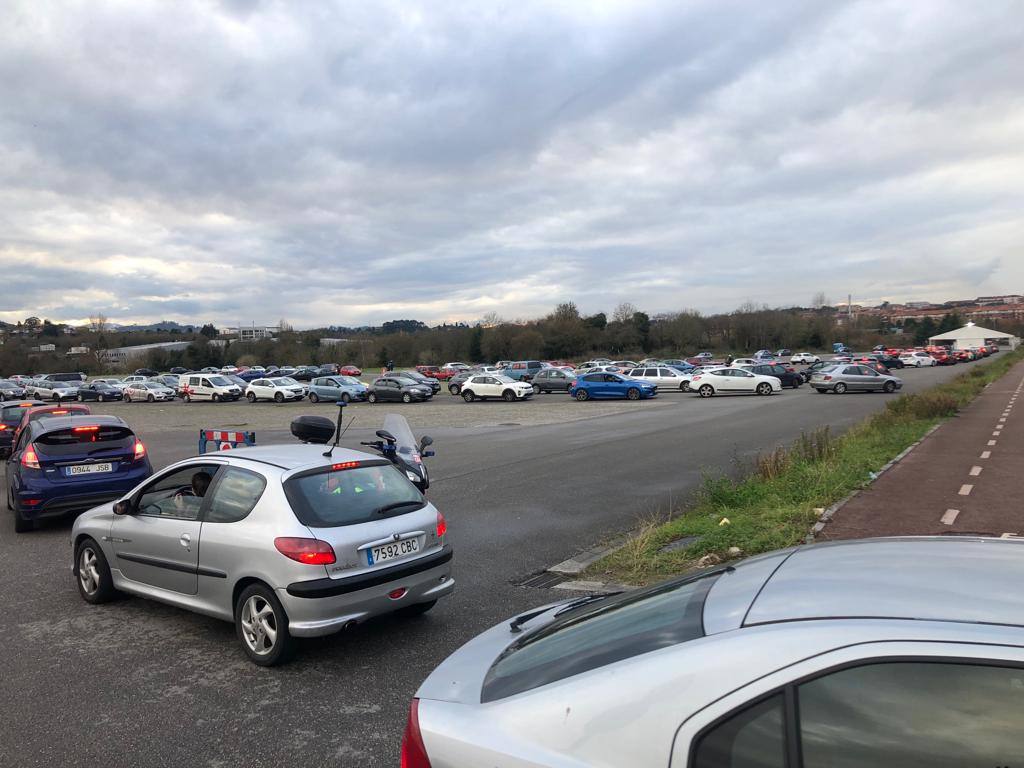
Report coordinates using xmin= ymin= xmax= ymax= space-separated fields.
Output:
xmin=809 ymin=363 xmax=902 ymax=394
xmin=403 ymin=537 xmax=1024 ymax=766
xmin=71 ymin=442 xmax=454 ymax=665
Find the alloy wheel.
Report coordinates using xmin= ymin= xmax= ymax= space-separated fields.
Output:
xmin=78 ymin=547 xmax=101 ymax=596
xmin=240 ymin=595 xmax=278 ymax=656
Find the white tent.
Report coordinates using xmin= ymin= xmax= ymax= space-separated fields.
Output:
xmin=928 ymin=322 xmax=1020 ymax=351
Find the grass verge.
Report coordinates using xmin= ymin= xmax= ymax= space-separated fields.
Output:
xmin=586 ymin=348 xmax=1024 ymax=586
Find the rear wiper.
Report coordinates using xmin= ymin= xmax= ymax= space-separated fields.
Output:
xmin=373 ymin=500 xmax=424 ymax=515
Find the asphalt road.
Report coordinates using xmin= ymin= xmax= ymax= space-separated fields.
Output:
xmin=0 ymin=363 xmax=972 ymax=767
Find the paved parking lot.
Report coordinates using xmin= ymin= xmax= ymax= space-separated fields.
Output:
xmin=0 ymin=364 xmax=973 ymax=767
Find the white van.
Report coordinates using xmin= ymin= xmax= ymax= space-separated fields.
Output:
xmin=182 ymin=374 xmax=243 ymax=402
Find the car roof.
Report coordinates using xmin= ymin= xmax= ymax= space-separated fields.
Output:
xmin=742 ymin=537 xmax=1024 ymax=629
xmin=30 ymin=414 xmax=128 ymax=435
xmin=223 ymin=442 xmax=378 ymax=471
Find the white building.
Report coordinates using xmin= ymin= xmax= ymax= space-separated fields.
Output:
xmin=223 ymin=326 xmax=279 ymax=341
xmin=928 ymin=323 xmax=1020 ymax=351
xmin=319 ymin=338 xmax=350 ymax=347
xmin=100 ymin=341 xmax=192 ymax=363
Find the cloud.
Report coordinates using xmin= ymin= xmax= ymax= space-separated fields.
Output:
xmin=1 ymin=0 xmax=1022 ymax=327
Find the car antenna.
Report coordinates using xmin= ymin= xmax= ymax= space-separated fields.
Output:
xmin=323 ymin=401 xmax=354 ymax=457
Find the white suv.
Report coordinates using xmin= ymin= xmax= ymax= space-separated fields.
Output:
xmin=459 ymin=375 xmax=534 ymax=402
xmin=790 ymin=352 xmax=821 ymax=364
xmin=245 ymin=377 xmax=307 ymax=403
xmin=900 ymin=351 xmax=937 ymax=367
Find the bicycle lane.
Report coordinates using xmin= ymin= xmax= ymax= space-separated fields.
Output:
xmin=820 ymin=360 xmax=1024 ymax=540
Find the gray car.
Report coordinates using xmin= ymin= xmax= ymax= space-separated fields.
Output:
xmin=809 ymin=363 xmax=902 ymax=394
xmin=0 ymin=379 xmax=27 ymax=401
xmin=404 ymin=537 xmax=1024 ymax=766
xmin=30 ymin=379 xmax=80 ymax=401
xmin=71 ymin=442 xmax=454 ymax=665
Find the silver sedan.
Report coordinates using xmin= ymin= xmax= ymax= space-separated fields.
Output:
xmin=71 ymin=443 xmax=454 ymax=665
xmin=809 ymin=363 xmax=902 ymax=394
xmin=404 ymin=537 xmax=1024 ymax=766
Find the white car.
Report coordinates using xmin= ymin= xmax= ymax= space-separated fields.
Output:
xmin=790 ymin=352 xmax=821 ymax=364
xmin=677 ymin=366 xmax=718 ymax=392
xmin=627 ymin=366 xmax=690 ymax=391
xmin=122 ymin=375 xmax=149 ymax=385
xmin=245 ymin=377 xmax=307 ymax=403
xmin=30 ymin=379 xmax=79 ymax=401
xmin=575 ymin=365 xmax=621 ymax=376
xmin=124 ymin=381 xmax=176 ymax=402
xmin=459 ymin=375 xmax=534 ymax=402
xmin=690 ymin=367 xmax=781 ymax=397
xmin=220 ymin=365 xmax=239 ymax=374
xmin=900 ymin=351 xmax=938 ymax=367
xmin=730 ymin=357 xmax=760 ymax=366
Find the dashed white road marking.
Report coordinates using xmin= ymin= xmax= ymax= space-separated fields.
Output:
xmin=981 ymin=451 xmax=991 ymax=459
xmin=993 ymin=431 xmax=1001 ymax=436
xmin=941 ymin=509 xmax=960 ymax=525
xmin=970 ymin=466 xmax=983 ymax=476
xmin=959 ymin=484 xmax=974 ymax=496
xmin=999 ymin=417 xmax=1007 ymax=423
xmin=988 ymin=439 xmax=998 ymax=446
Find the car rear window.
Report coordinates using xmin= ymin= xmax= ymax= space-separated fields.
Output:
xmin=34 ymin=425 xmax=135 ymax=456
xmin=481 ymin=570 xmax=722 ymax=702
xmin=284 ymin=462 xmax=426 ymax=527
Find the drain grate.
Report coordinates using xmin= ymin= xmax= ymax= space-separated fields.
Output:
xmin=517 ymin=571 xmax=570 ymax=589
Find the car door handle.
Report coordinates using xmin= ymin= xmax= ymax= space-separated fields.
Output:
xmin=180 ymin=533 xmax=192 ymax=550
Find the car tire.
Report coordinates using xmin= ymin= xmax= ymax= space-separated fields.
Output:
xmin=626 ymin=387 xmax=641 ymax=401
xmin=235 ymin=583 xmax=293 ymax=667
xmin=124 ymin=392 xmax=132 ymax=403
xmin=396 ymin=600 xmax=437 ymax=618
xmin=402 ymin=393 xmax=412 ymax=404
xmin=367 ymin=392 xmax=378 ymax=403
xmin=462 ymin=390 xmax=475 ymax=402
xmin=502 ymin=390 xmax=517 ymax=402
xmin=52 ymin=394 xmax=60 ymax=402
xmin=532 ymin=384 xmax=540 ymax=395
xmin=575 ymin=390 xmax=589 ymax=401
xmin=212 ymin=393 xmax=220 ymax=403
xmin=75 ymin=537 xmax=118 ymax=604
xmin=147 ymin=394 xmax=155 ymax=403
xmin=698 ymin=384 xmax=714 ymax=398
xmin=77 ymin=395 xmax=83 ymax=402
xmin=341 ymin=393 xmax=351 ymax=404
xmin=756 ymin=383 xmax=772 ymax=395
xmin=448 ymin=384 xmax=460 ymax=395
xmin=833 ymin=382 xmax=847 ymax=394
xmin=883 ymin=381 xmax=896 ymax=393
xmin=246 ymin=392 xmax=256 ymax=403
xmin=274 ymin=392 xmax=284 ymax=403
xmin=97 ymin=394 xmax=105 ymax=402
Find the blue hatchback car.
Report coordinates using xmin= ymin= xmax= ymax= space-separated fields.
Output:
xmin=568 ymin=372 xmax=657 ymax=401
xmin=308 ymin=375 xmax=368 ymax=404
xmin=6 ymin=414 xmax=153 ymax=532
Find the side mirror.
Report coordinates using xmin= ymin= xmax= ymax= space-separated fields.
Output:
xmin=419 ymin=435 xmax=433 ymax=450
xmin=113 ymin=500 xmax=132 ymax=516
xmin=376 ymin=429 xmax=396 ymax=442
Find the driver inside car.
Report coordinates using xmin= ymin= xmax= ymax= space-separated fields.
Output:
xmin=173 ymin=471 xmax=213 ymax=518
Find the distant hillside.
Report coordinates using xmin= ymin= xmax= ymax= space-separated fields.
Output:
xmin=110 ymin=320 xmax=198 ymax=333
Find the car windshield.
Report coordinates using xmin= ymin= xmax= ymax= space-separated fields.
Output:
xmin=482 ymin=570 xmax=722 ymax=702
xmin=337 ymin=376 xmax=360 ymax=386
xmin=0 ymin=379 xmax=14 ymax=387
xmin=284 ymin=463 xmax=426 ymax=527
xmin=494 ymin=375 xmax=516 ymax=384
xmin=208 ymin=376 xmax=231 ymax=386
xmin=271 ymin=378 xmax=294 ymax=386
xmin=143 ymin=382 xmax=162 ymax=389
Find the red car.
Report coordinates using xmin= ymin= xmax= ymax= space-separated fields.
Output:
xmin=338 ymin=365 xmax=362 ymax=377
xmin=417 ymin=365 xmax=454 ymax=381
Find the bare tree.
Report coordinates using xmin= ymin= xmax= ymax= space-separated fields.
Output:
xmin=88 ymin=313 xmax=108 ymax=333
xmin=612 ymin=302 xmax=637 ymax=324
xmin=480 ymin=311 xmax=503 ymax=328
xmin=278 ymin=318 xmax=293 ymax=332
xmin=811 ymin=292 xmax=831 ymax=309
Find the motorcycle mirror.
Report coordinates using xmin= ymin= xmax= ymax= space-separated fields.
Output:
xmin=376 ymin=429 xmax=396 ymax=442
xmin=419 ymin=435 xmax=433 ymax=449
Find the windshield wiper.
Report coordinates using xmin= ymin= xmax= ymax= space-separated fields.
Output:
xmin=373 ymin=500 xmax=425 ymax=515
xmin=553 ymin=591 xmax=622 ymax=617
xmin=509 ymin=607 xmax=552 ymax=634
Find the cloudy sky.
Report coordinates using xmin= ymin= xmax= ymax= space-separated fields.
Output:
xmin=2 ymin=0 xmax=1022 ymax=328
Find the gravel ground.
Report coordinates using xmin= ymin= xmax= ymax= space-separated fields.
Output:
xmin=67 ymin=392 xmax=676 ymax=431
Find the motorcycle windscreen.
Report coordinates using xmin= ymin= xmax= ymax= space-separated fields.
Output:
xmin=383 ymin=413 xmax=419 ymax=460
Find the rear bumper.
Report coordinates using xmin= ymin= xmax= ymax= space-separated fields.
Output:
xmin=15 ymin=491 xmax=123 ymax=519
xmin=282 ymin=547 xmax=455 ymax=637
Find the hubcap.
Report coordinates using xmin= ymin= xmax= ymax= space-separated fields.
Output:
xmin=78 ymin=548 xmax=101 ymax=595
xmin=240 ymin=595 xmax=278 ymax=655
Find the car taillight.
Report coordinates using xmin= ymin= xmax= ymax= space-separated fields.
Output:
xmin=823 ymin=375 xmax=832 ymax=381
xmin=401 ymin=699 xmax=432 ymax=768
xmin=133 ymin=438 xmax=147 ymax=460
xmin=692 ymin=376 xmax=701 ymax=381
xmin=73 ymin=425 xmax=99 ymax=432
xmin=274 ymin=537 xmax=336 ymax=565
xmin=22 ymin=444 xmax=40 ymax=469
xmin=436 ymin=511 xmax=447 ymax=539
xmin=0 ymin=424 xmax=6 ymax=431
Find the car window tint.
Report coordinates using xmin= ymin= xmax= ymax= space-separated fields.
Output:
xmin=799 ymin=662 xmax=1024 ymax=768
xmin=659 ymin=368 xmax=673 ymax=376
xmin=205 ymin=467 xmax=266 ymax=523
xmin=137 ymin=465 xmax=220 ymax=520
xmin=583 ymin=374 xmax=602 ymax=382
xmin=481 ymin=571 xmax=721 ymax=702
xmin=693 ymin=694 xmax=786 ymax=768
xmin=284 ymin=463 xmax=425 ymax=527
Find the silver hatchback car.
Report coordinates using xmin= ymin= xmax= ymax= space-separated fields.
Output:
xmin=809 ymin=363 xmax=902 ymax=394
xmin=71 ymin=443 xmax=454 ymax=665
xmin=403 ymin=537 xmax=1024 ymax=766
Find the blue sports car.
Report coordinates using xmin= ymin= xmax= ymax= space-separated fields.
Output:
xmin=568 ymin=372 xmax=657 ymax=401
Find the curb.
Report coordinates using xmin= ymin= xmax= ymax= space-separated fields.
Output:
xmin=806 ymin=422 xmax=943 ymax=542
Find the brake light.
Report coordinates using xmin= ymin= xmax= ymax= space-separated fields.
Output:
xmin=73 ymin=425 xmax=100 ymax=432
xmin=331 ymin=461 xmax=360 ymax=471
xmin=133 ymin=438 xmax=147 ymax=460
xmin=436 ymin=511 xmax=447 ymax=539
xmin=0 ymin=425 xmax=6 ymax=431
xmin=401 ymin=699 xmax=432 ymax=768
xmin=823 ymin=375 xmax=832 ymax=381
xmin=51 ymin=410 xmax=68 ymax=415
xmin=21 ymin=444 xmax=40 ymax=469
xmin=692 ymin=376 xmax=702 ymax=381
xmin=274 ymin=537 xmax=336 ymax=565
